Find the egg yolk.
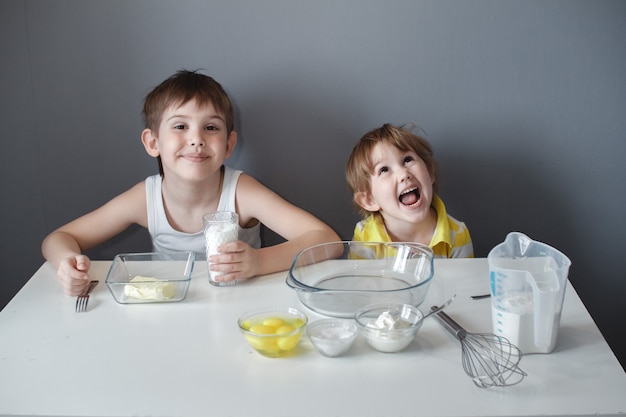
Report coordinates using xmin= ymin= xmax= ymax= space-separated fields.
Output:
xmin=262 ymin=317 xmax=286 ymax=328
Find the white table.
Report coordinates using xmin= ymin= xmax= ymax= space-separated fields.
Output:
xmin=1 ymin=259 xmax=624 ymax=417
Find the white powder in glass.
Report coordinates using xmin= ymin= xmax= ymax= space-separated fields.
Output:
xmin=309 ymin=325 xmax=356 ymax=357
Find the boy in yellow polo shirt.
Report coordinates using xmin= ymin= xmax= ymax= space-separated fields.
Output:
xmin=346 ymin=123 xmax=473 ymax=258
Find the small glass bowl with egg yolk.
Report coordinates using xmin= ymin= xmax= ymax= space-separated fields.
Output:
xmin=238 ymin=308 xmax=308 ymax=358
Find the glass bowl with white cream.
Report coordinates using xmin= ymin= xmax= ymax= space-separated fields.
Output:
xmin=354 ymin=303 xmax=424 ymax=353
xmin=105 ymin=252 xmax=194 ymax=303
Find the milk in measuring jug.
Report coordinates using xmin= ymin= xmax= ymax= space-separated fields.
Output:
xmin=492 ymin=291 xmax=561 ymax=354
xmin=489 ymin=255 xmax=564 ymax=354
xmin=488 ymin=232 xmax=571 ymax=354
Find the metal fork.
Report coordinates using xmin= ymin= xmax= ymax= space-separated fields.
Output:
xmin=75 ymin=280 xmax=99 ymax=313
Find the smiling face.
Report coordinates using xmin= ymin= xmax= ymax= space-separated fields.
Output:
xmin=141 ymin=98 xmax=236 ymax=183
xmin=355 ymin=142 xmax=435 ymax=230
xmin=141 ymin=70 xmax=235 ymax=177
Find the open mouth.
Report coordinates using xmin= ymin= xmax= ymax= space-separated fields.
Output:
xmin=399 ymin=188 xmax=420 ymax=206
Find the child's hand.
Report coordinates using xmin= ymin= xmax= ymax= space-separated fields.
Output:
xmin=57 ymin=255 xmax=92 ymax=296
xmin=208 ymin=241 xmax=260 ymax=283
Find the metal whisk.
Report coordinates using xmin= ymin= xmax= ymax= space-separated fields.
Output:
xmin=432 ymin=307 xmax=527 ymax=388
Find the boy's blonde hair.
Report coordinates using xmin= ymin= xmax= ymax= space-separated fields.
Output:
xmin=142 ymin=70 xmax=234 ymax=176
xmin=346 ymin=123 xmax=438 ymax=218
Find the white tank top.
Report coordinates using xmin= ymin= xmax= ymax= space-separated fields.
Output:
xmin=146 ymin=166 xmax=261 ymax=259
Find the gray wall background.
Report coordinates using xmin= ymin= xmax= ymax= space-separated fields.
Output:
xmin=1 ymin=1 xmax=624 ymax=367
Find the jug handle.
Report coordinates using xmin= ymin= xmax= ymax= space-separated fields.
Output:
xmin=526 ymin=272 xmax=560 ymax=349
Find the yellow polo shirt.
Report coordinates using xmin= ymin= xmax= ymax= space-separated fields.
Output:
xmin=352 ymin=195 xmax=474 ymax=258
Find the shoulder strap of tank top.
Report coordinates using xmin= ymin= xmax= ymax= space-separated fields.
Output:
xmin=217 ymin=166 xmax=242 ymax=212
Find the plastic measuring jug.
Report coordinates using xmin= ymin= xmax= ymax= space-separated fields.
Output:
xmin=487 ymin=232 xmax=571 ymax=354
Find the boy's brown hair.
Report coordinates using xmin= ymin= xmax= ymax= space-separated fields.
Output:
xmin=142 ymin=70 xmax=234 ymax=176
xmin=346 ymin=123 xmax=438 ymax=218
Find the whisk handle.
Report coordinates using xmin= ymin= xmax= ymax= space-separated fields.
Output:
xmin=431 ymin=308 xmax=466 ymax=340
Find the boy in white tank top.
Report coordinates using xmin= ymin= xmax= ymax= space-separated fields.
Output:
xmin=42 ymin=70 xmax=340 ymax=295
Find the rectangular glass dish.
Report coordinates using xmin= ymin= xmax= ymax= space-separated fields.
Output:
xmin=105 ymin=252 xmax=194 ymax=304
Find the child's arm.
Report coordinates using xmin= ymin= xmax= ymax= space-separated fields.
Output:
xmin=41 ymin=182 xmax=148 ymax=295
xmin=208 ymin=174 xmax=340 ymax=282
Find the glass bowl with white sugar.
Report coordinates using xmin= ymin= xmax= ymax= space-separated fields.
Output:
xmin=307 ymin=318 xmax=359 ymax=357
